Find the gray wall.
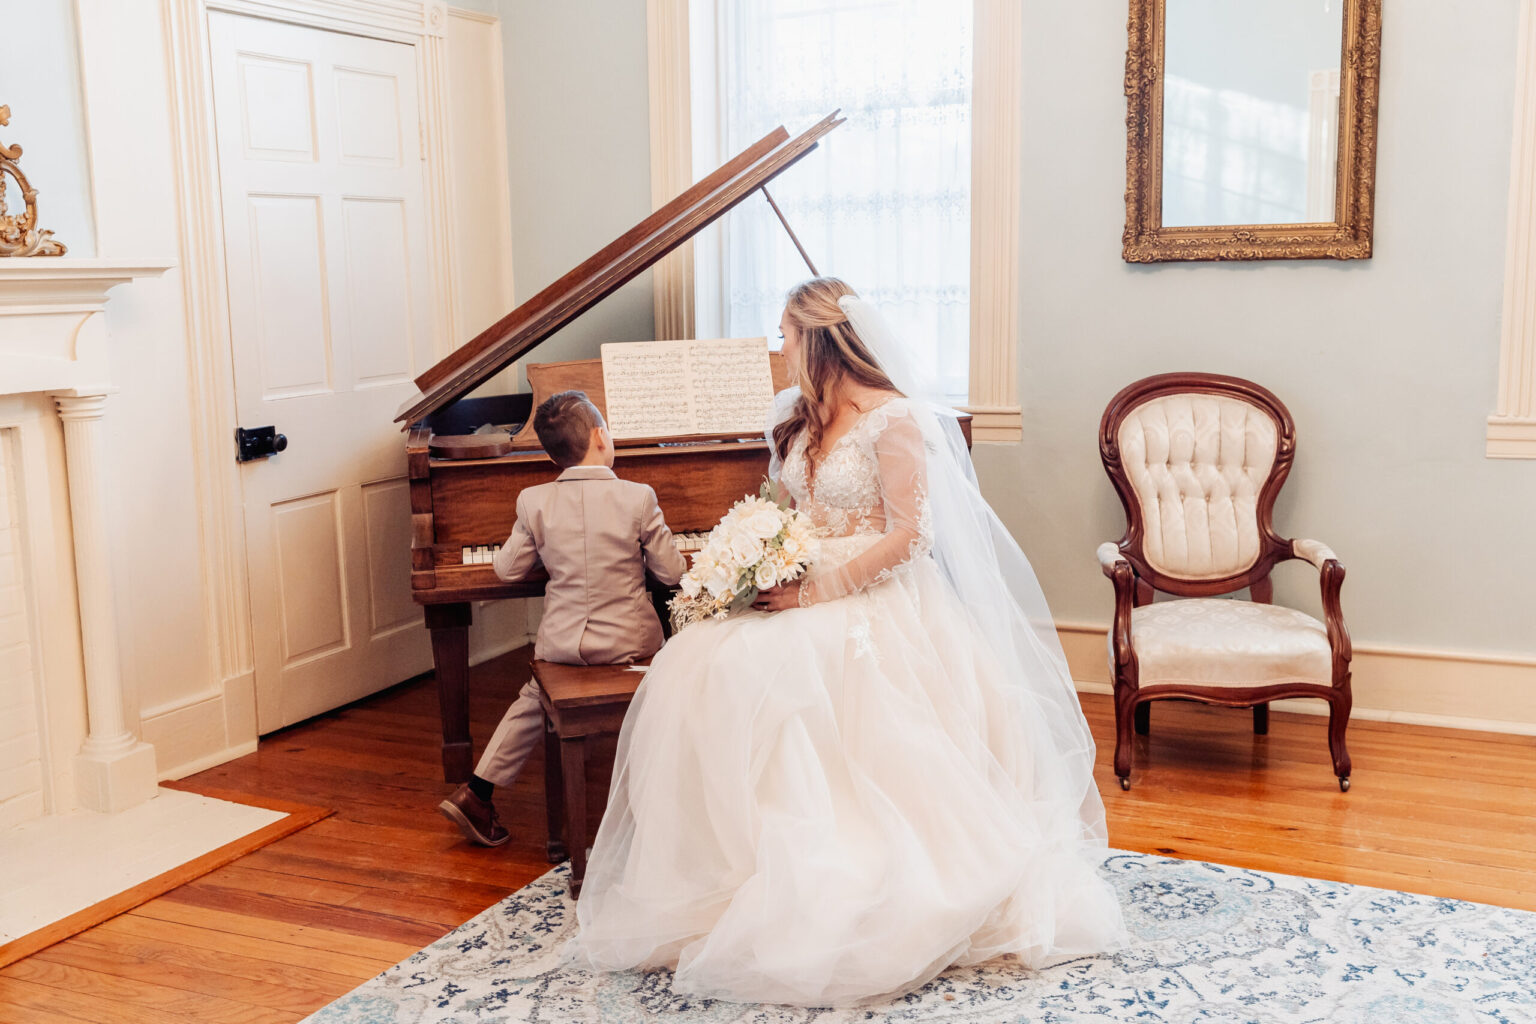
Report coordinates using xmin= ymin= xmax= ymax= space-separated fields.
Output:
xmin=489 ymin=0 xmax=1535 ymax=657
xmin=974 ymin=0 xmax=1535 ymax=655
xmin=2 ymin=1 xmax=97 ymax=255
xmin=496 ymin=0 xmax=656 ymax=361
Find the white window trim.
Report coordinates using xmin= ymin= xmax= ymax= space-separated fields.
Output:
xmin=1490 ymin=0 xmax=1536 ymax=458
xmin=647 ymin=0 xmax=696 ymax=341
xmin=645 ymin=0 xmax=1024 ymax=442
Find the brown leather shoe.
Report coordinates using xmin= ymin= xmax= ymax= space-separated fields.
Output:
xmin=437 ymin=784 xmax=510 ymax=847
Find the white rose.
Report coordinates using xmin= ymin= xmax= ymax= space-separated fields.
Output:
xmin=681 ymin=574 xmax=702 ymax=598
xmin=704 ymin=564 xmax=734 ymax=599
xmin=728 ymin=531 xmax=762 ymax=565
xmin=742 ymin=509 xmax=783 ymax=540
xmin=754 ymin=561 xmax=779 ymax=591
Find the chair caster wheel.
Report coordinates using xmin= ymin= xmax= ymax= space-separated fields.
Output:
xmin=1118 ymin=777 xmax=1131 ymax=791
xmin=1338 ymin=777 xmax=1350 ymax=792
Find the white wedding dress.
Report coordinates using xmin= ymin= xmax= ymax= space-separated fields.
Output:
xmin=574 ymin=396 xmax=1127 ymax=1007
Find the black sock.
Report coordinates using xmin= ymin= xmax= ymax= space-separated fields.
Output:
xmin=468 ymin=775 xmax=494 ymax=802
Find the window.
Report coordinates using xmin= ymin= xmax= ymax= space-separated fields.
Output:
xmin=652 ymin=0 xmax=1022 ymax=439
xmin=692 ymin=0 xmax=973 ymax=404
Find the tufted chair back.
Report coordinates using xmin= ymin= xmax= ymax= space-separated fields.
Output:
xmin=1100 ymin=374 xmax=1295 ymax=595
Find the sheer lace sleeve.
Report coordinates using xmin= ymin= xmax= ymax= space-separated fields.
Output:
xmin=801 ymin=408 xmax=932 ymax=606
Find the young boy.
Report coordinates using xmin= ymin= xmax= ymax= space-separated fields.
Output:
xmin=438 ymin=390 xmax=687 ymax=846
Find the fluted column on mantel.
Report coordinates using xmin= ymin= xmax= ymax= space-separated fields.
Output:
xmin=54 ymin=392 xmax=159 ymax=812
xmin=1490 ymin=0 xmax=1536 ymax=458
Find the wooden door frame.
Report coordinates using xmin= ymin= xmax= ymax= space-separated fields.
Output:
xmin=162 ymin=0 xmax=463 ymax=732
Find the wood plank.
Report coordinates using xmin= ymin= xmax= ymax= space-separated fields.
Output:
xmin=5 ymin=646 xmax=1532 ymax=1024
xmin=0 ymin=796 xmax=329 ymax=969
xmin=3 ymin=958 xmax=294 ymax=1023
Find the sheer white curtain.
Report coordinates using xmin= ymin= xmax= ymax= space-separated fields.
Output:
xmin=696 ymin=0 xmax=973 ymax=403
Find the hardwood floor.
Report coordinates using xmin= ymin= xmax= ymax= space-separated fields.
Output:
xmin=4 ymin=645 xmax=1533 ymax=1023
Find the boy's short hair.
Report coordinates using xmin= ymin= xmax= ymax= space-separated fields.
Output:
xmin=533 ymin=390 xmax=604 ymax=468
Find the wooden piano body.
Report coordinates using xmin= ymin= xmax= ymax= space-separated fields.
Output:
xmin=398 ymin=111 xmax=969 ymax=782
xmin=406 ymin=365 xmax=798 ymax=782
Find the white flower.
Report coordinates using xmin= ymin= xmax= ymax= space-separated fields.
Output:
xmin=727 ymin=530 xmax=762 ymax=565
xmin=680 ymin=574 xmax=702 ymax=598
xmin=753 ymin=561 xmax=779 ymax=591
xmin=742 ymin=508 xmax=783 ymax=541
xmin=703 ymin=563 xmax=734 ymax=599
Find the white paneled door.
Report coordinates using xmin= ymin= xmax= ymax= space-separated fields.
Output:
xmin=209 ymin=12 xmax=433 ymax=732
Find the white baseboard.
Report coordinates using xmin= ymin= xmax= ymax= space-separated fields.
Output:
xmin=140 ymin=672 xmax=260 ymax=781
xmin=1058 ymin=622 xmax=1536 ymax=736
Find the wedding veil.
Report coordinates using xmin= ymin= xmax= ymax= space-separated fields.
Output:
xmin=781 ymin=294 xmax=1108 ymax=844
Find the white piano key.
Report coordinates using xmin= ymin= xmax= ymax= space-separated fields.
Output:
xmin=461 ymin=546 xmax=472 ymax=564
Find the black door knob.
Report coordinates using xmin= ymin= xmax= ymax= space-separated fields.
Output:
xmin=235 ymin=426 xmax=288 ymax=462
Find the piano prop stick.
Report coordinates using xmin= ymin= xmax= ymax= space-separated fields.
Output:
xmin=397 ymin=111 xmax=970 ymax=783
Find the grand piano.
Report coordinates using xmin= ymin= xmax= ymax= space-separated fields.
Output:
xmin=395 ymin=111 xmax=969 ymax=782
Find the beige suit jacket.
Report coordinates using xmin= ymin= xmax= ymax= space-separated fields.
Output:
xmin=493 ymin=466 xmax=686 ymax=665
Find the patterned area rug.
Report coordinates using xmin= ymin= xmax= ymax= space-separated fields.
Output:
xmin=302 ymin=852 xmax=1535 ymax=1023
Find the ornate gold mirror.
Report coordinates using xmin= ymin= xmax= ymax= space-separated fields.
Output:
xmin=1123 ymin=1 xmax=1381 ymax=262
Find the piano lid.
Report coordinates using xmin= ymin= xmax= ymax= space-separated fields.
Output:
xmin=395 ymin=110 xmax=846 ymax=425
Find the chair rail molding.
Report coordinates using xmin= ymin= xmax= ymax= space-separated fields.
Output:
xmin=965 ymin=0 xmax=1024 ymax=443
xmin=161 ymin=0 xmax=460 ymax=744
xmin=646 ymin=0 xmax=695 ymax=341
xmin=1491 ymin=0 xmax=1536 ymax=458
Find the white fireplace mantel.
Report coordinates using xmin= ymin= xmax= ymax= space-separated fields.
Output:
xmin=0 ymin=257 xmax=175 ymax=397
xmin=0 ymin=256 xmax=174 ymax=815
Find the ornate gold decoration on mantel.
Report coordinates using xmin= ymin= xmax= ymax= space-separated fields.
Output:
xmin=1122 ymin=0 xmax=1381 ymax=263
xmin=1 ymin=104 xmax=68 ymax=257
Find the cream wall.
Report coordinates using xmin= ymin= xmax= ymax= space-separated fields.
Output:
xmin=5 ymin=1 xmax=531 ymax=790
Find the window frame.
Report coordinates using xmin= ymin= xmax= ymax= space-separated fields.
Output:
xmin=646 ymin=0 xmax=1023 ymax=442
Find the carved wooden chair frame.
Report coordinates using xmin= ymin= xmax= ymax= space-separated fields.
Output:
xmin=1098 ymin=372 xmax=1353 ymax=791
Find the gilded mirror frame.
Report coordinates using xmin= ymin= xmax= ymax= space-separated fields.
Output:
xmin=1123 ymin=0 xmax=1382 ymax=263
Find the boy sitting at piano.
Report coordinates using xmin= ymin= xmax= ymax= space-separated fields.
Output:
xmin=438 ymin=390 xmax=688 ymax=847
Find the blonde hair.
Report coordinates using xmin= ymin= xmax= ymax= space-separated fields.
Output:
xmin=771 ymin=277 xmax=902 ymax=475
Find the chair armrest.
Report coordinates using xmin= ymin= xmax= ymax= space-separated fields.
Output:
xmin=1097 ymin=542 xmax=1131 ymax=577
xmin=1097 ymin=543 xmax=1137 ymax=669
xmin=1293 ymin=538 xmax=1338 ymax=569
xmin=1289 ymin=539 xmax=1352 ymax=670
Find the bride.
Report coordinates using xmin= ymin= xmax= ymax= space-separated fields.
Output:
xmin=574 ymin=278 xmax=1126 ymax=1006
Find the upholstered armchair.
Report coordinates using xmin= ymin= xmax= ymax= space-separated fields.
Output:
xmin=1097 ymin=373 xmax=1352 ymax=792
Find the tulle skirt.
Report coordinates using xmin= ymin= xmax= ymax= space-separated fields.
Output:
xmin=573 ymin=537 xmax=1127 ymax=1007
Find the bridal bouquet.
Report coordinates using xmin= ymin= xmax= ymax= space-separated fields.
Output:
xmin=669 ymin=483 xmax=819 ymax=630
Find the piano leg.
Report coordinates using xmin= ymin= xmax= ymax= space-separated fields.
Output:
xmin=425 ymin=602 xmax=474 ymax=783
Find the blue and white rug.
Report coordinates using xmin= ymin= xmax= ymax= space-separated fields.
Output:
xmin=303 ymin=852 xmax=1536 ymax=1023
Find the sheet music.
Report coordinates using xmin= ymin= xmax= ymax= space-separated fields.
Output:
xmin=601 ymin=339 xmax=775 ymax=439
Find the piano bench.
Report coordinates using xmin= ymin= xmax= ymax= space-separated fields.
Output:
xmin=533 ymin=659 xmax=646 ymax=899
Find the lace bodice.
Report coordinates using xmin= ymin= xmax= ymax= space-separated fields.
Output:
xmin=773 ymin=397 xmax=934 ymax=606
xmin=781 ymin=410 xmax=885 ymax=538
